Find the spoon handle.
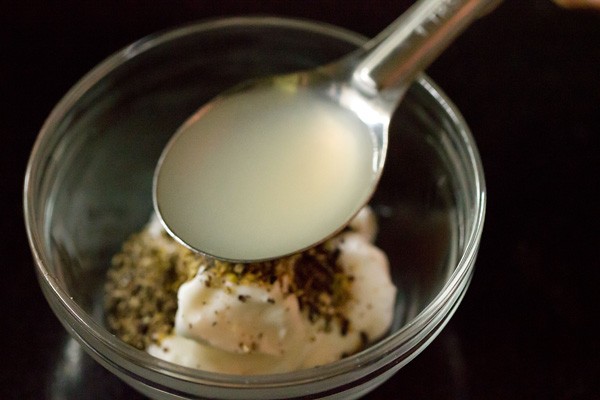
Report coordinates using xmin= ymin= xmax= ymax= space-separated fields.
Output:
xmin=352 ymin=0 xmax=502 ymax=95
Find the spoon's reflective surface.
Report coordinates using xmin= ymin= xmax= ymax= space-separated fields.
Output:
xmin=154 ymin=0 xmax=499 ymax=262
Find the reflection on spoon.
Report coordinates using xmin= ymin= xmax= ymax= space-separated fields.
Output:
xmin=154 ymin=0 xmax=499 ymax=262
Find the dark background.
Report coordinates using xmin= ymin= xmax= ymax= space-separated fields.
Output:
xmin=1 ymin=1 xmax=598 ymax=399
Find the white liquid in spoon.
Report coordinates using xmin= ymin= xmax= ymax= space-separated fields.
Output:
xmin=155 ymin=85 xmax=377 ymax=261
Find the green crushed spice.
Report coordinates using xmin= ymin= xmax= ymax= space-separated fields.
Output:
xmin=104 ymin=223 xmax=355 ymax=350
xmin=104 ymin=230 xmax=200 ymax=349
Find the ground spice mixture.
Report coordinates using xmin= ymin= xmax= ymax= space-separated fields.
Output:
xmin=104 ymin=224 xmax=354 ymax=350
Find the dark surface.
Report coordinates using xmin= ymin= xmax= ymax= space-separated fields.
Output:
xmin=1 ymin=1 xmax=598 ymax=399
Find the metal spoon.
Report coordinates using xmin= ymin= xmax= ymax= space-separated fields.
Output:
xmin=154 ymin=0 xmax=499 ymax=262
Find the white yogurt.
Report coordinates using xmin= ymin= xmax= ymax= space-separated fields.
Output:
xmin=146 ymin=208 xmax=397 ymax=374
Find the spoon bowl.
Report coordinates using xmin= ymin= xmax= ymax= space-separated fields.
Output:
xmin=153 ymin=65 xmax=390 ymax=262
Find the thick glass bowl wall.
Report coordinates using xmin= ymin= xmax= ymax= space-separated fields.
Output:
xmin=24 ymin=17 xmax=485 ymax=400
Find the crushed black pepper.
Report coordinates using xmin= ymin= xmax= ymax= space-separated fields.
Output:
xmin=104 ymin=230 xmax=201 ymax=350
xmin=104 ymin=222 xmax=355 ymax=350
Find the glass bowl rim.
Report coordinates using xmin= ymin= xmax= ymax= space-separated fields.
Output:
xmin=23 ymin=15 xmax=486 ymax=388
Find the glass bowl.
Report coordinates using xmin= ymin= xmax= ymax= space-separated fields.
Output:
xmin=24 ymin=16 xmax=485 ymax=400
